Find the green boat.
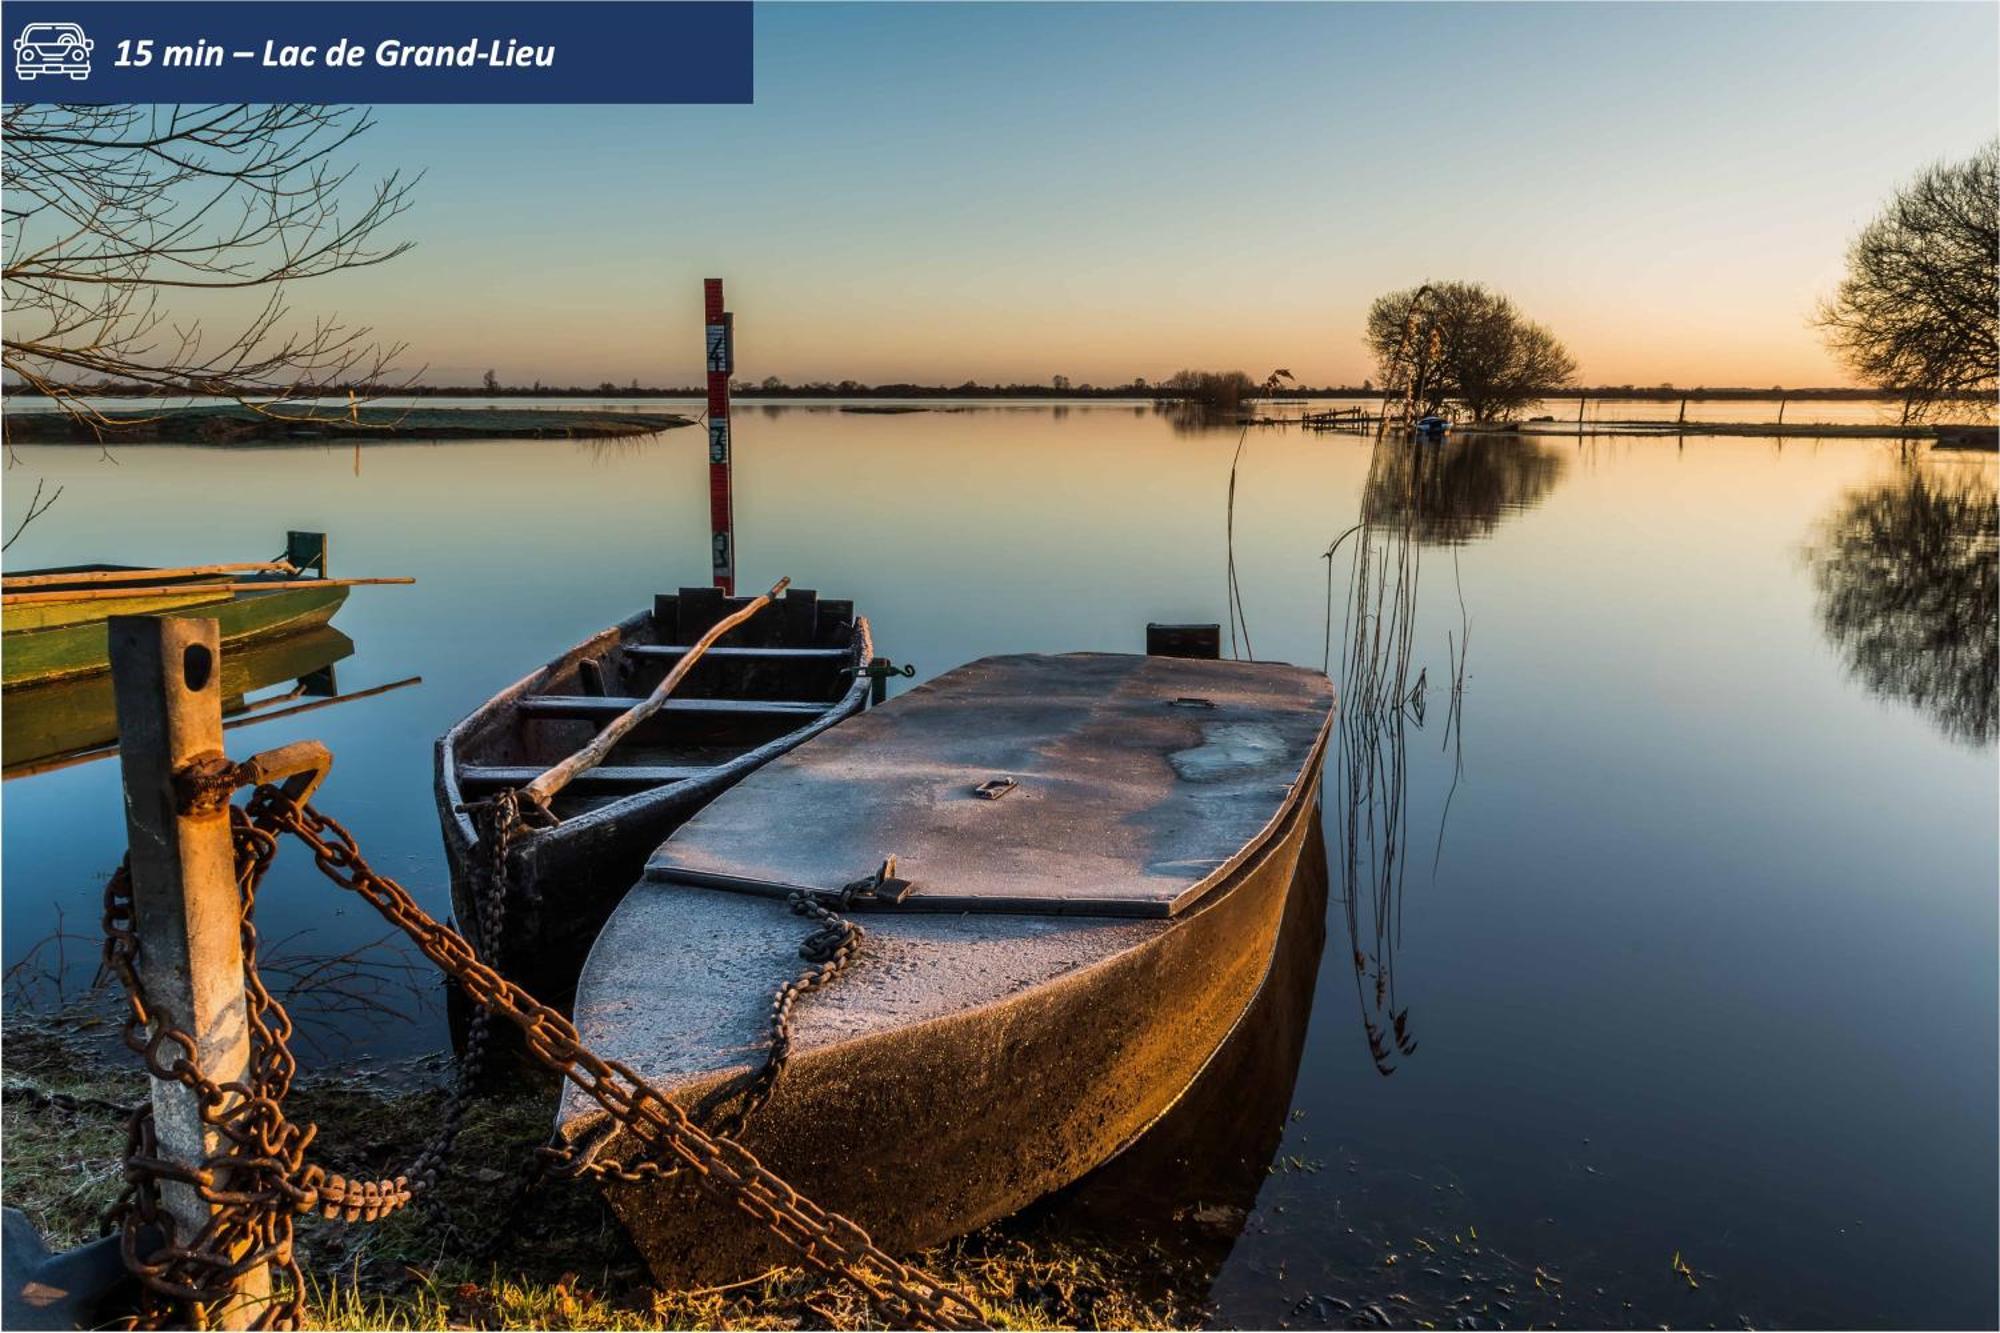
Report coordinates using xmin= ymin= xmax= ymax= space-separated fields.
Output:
xmin=2 ymin=531 xmax=403 ymax=688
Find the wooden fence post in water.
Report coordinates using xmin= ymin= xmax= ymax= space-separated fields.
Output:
xmin=108 ymin=616 xmax=272 ymax=1326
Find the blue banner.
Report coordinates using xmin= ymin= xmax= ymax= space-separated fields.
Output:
xmin=1 ymin=1 xmax=752 ymax=104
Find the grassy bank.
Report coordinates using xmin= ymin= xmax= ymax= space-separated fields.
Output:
xmin=1 ymin=1008 xmax=1185 ymax=1331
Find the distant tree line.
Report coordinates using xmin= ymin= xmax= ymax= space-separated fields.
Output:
xmin=5 ymin=377 xmax=1931 ymax=402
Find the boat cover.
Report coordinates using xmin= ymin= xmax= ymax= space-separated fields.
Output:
xmin=644 ymin=652 xmax=1334 ymax=918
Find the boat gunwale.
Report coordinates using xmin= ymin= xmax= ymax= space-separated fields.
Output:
xmin=0 ymin=583 xmax=350 ymax=687
xmin=436 ymin=606 xmax=874 ymax=856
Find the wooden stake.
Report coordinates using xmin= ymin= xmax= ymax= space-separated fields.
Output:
xmin=523 ymin=577 xmax=789 ymax=808
xmin=108 ymin=616 xmax=272 ymax=1326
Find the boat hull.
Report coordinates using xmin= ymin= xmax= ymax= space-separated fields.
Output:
xmin=2 ymin=584 xmax=348 ymax=687
xmin=579 ymin=750 xmax=1326 ymax=1285
xmin=434 ymin=594 xmax=873 ymax=1017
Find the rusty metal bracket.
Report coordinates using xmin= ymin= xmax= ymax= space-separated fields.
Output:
xmin=838 ymin=855 xmax=914 ymax=907
xmin=172 ymin=740 xmax=333 ymax=817
xmin=973 ymin=776 xmax=1017 ymax=800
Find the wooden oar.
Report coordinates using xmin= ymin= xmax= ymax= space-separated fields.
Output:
xmin=3 ymin=577 xmax=414 ymax=605
xmin=1 ymin=560 xmax=298 ymax=590
xmin=522 ymin=576 xmax=790 ymax=808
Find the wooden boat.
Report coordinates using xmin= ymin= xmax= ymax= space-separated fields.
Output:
xmin=434 ymin=585 xmax=873 ymax=1011
xmin=4 ymin=624 xmax=353 ymax=779
xmin=555 ymin=650 xmax=1335 ymax=1284
xmin=2 ymin=531 xmax=401 ymax=687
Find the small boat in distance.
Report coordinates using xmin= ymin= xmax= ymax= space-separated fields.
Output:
xmin=2 ymin=531 xmax=409 ymax=687
xmin=434 ymin=585 xmax=873 ymax=1011
xmin=557 ymin=650 xmax=1335 ymax=1285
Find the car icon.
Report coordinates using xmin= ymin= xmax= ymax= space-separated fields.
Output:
xmin=14 ymin=22 xmax=93 ymax=80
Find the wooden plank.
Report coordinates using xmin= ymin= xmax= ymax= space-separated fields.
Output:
xmin=519 ymin=695 xmax=826 ymax=719
xmin=675 ymin=586 xmax=725 ymax=645
xmin=5 ymin=587 xmax=234 ymax=633
xmin=1146 ymin=624 xmax=1222 ymax=660
xmin=2 ymin=561 xmax=293 ymax=590
xmin=624 ymin=645 xmax=847 ymax=661
xmin=459 ymin=764 xmax=706 ymax=788
xmin=285 ymin=531 xmax=328 ymax=578
xmin=779 ymin=588 xmax=819 ymax=647
xmin=3 ymin=577 xmax=411 ymax=606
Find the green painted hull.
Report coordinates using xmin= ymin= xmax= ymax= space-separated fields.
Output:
xmin=1 ymin=584 xmax=350 ymax=687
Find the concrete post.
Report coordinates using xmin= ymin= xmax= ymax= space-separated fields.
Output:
xmin=108 ymin=616 xmax=272 ymax=1326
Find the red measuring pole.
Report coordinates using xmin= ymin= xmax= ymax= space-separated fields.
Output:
xmin=704 ymin=278 xmax=736 ymax=595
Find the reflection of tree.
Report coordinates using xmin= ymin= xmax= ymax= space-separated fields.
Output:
xmin=1157 ymin=400 xmax=1242 ymax=436
xmin=1809 ymin=466 xmax=1997 ymax=745
xmin=1361 ymin=434 xmax=1566 ymax=545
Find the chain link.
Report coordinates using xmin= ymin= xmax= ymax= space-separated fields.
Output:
xmin=693 ymin=869 xmax=879 ymax=1138
xmin=103 ymin=778 xmax=989 ymax=1331
xmin=100 ymin=811 xmax=420 ymax=1329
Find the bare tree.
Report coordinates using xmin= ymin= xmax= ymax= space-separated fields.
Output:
xmin=1817 ymin=142 xmax=1998 ymax=424
xmin=1365 ymin=281 xmax=1577 ymax=423
xmin=3 ymin=103 xmax=418 ymax=429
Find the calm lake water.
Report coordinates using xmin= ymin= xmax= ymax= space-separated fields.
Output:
xmin=3 ymin=402 xmax=1994 ymax=1328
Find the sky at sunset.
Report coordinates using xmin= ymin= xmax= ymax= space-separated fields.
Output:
xmin=306 ymin=2 xmax=1996 ymax=389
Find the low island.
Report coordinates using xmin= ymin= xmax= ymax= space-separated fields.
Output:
xmin=1 ymin=405 xmax=697 ymax=445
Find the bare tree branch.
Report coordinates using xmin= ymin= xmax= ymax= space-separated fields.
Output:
xmin=3 ymin=102 xmax=420 ymax=439
xmin=3 ymin=476 xmax=64 ymax=551
xmin=1817 ymin=142 xmax=1998 ymax=424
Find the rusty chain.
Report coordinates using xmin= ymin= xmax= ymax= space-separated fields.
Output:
xmin=103 ymin=772 xmax=990 ymax=1331
xmin=100 ymin=810 xmax=424 ymax=1330
xmin=692 ymin=858 xmax=896 ymax=1139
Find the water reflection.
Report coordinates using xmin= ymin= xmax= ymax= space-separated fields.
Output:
xmin=2 ymin=625 xmax=357 ymax=779
xmin=1360 ymin=434 xmax=1567 ymax=544
xmin=1809 ymin=465 xmax=1998 ymax=746
xmin=1156 ymin=401 xmax=1248 ymax=437
xmin=1325 ymin=437 xmax=1485 ymax=1076
xmin=1021 ymin=820 xmax=1329 ymax=1301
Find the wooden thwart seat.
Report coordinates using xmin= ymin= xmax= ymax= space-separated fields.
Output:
xmin=517 ymin=696 xmax=829 ymax=720
xmin=624 ymin=645 xmax=850 ymax=661
xmin=457 ymin=764 xmax=708 ymax=789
